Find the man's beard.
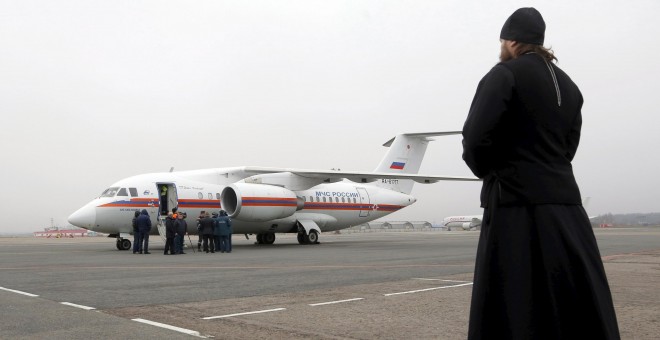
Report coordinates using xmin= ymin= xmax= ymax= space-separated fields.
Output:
xmin=499 ymin=44 xmax=513 ymax=62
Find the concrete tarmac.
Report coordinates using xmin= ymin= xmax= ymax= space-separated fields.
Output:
xmin=0 ymin=228 xmax=658 ymax=339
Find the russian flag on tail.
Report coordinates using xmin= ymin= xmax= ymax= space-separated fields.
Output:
xmin=390 ymin=162 xmax=405 ymax=170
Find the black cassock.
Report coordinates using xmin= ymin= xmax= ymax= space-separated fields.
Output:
xmin=462 ymin=53 xmax=620 ymax=340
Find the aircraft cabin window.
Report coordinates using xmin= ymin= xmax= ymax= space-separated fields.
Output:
xmin=198 ymin=192 xmax=203 ymax=199
xmin=216 ymin=193 xmax=221 ymax=199
xmin=316 ymin=197 xmax=320 ymax=202
xmin=309 ymin=196 xmax=313 ymax=202
xmin=100 ymin=187 xmax=119 ymax=197
xmin=341 ymin=197 xmax=345 ymax=203
xmin=353 ymin=198 xmax=356 ymax=203
xmin=323 ymin=197 xmax=326 ymax=203
xmin=208 ymin=193 xmax=213 ymax=200
xmin=129 ymin=188 xmax=138 ymax=197
xmin=335 ymin=197 xmax=339 ymax=203
xmin=117 ymin=188 xmax=128 ymax=196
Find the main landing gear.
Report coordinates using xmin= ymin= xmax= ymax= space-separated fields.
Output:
xmin=255 ymin=233 xmax=276 ymax=245
xmin=297 ymin=229 xmax=319 ymax=245
xmin=115 ymin=237 xmax=131 ymax=251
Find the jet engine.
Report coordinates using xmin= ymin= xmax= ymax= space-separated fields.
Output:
xmin=221 ymin=183 xmax=303 ymax=222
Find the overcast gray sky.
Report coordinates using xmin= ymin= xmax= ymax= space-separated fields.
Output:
xmin=2 ymin=0 xmax=659 ymax=233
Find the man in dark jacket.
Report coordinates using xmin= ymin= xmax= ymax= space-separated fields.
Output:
xmin=174 ymin=212 xmax=188 ymax=254
xmin=136 ymin=209 xmax=152 ymax=254
xmin=199 ymin=212 xmax=215 ymax=253
xmin=163 ymin=212 xmax=176 ymax=255
xmin=217 ymin=210 xmax=233 ymax=253
xmin=196 ymin=210 xmax=205 ymax=251
xmin=462 ymin=8 xmax=619 ymax=340
xmin=131 ymin=210 xmax=141 ymax=254
xmin=212 ymin=212 xmax=222 ymax=253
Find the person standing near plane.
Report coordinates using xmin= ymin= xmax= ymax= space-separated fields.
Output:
xmin=163 ymin=212 xmax=176 ymax=255
xmin=199 ymin=212 xmax=215 ymax=253
xmin=462 ymin=8 xmax=619 ymax=339
xmin=131 ymin=210 xmax=141 ymax=254
xmin=212 ymin=211 xmax=221 ymax=253
xmin=159 ymin=185 xmax=168 ymax=216
xmin=136 ymin=209 xmax=152 ymax=254
xmin=217 ymin=210 xmax=232 ymax=253
xmin=174 ymin=212 xmax=187 ymax=254
xmin=196 ymin=210 xmax=205 ymax=251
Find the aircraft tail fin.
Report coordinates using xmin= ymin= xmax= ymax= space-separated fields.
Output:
xmin=373 ymin=131 xmax=461 ymax=194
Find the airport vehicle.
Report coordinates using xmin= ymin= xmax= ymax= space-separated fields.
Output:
xmin=68 ymin=132 xmax=479 ymax=250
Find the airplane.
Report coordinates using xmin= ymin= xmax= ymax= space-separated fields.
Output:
xmin=441 ymin=214 xmax=483 ymax=231
xmin=68 ymin=132 xmax=480 ymax=250
xmin=441 ymin=197 xmax=594 ymax=231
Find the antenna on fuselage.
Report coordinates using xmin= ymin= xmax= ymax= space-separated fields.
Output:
xmin=169 ymin=167 xmax=174 ymax=173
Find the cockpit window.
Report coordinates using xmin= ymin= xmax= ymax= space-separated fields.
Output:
xmin=117 ymin=188 xmax=128 ymax=196
xmin=129 ymin=188 xmax=138 ymax=197
xmin=100 ymin=187 xmax=120 ymax=197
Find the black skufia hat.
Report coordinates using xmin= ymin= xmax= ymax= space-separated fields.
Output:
xmin=500 ymin=7 xmax=545 ymax=45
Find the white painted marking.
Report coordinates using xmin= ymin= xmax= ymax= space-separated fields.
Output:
xmin=384 ymin=282 xmax=473 ymax=296
xmin=0 ymin=286 xmax=39 ymax=297
xmin=60 ymin=302 xmax=96 ymax=310
xmin=202 ymin=308 xmax=286 ymax=320
xmin=309 ymin=298 xmax=364 ymax=306
xmin=132 ymin=318 xmax=204 ymax=338
xmin=412 ymin=278 xmax=472 ymax=283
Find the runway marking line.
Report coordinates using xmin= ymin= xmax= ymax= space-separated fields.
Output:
xmin=60 ymin=302 xmax=96 ymax=310
xmin=309 ymin=298 xmax=364 ymax=306
xmin=384 ymin=282 xmax=473 ymax=296
xmin=0 ymin=286 xmax=39 ymax=297
xmin=132 ymin=318 xmax=205 ymax=338
xmin=412 ymin=278 xmax=472 ymax=283
xmin=203 ymin=308 xmax=286 ymax=320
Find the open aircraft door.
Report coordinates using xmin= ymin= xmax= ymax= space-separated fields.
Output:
xmin=356 ymin=187 xmax=370 ymax=217
xmin=155 ymin=183 xmax=178 ymax=241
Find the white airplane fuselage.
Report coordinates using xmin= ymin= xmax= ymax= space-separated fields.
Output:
xmin=68 ymin=132 xmax=479 ymax=248
xmin=69 ymin=168 xmax=416 ymax=236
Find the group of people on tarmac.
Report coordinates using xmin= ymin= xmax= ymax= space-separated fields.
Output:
xmin=163 ymin=208 xmax=189 ymax=255
xmin=196 ymin=210 xmax=233 ymax=253
xmin=130 ymin=208 xmax=232 ymax=255
xmin=145 ymin=184 xmax=232 ymax=254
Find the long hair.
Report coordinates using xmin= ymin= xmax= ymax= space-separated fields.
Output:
xmin=515 ymin=43 xmax=558 ymax=63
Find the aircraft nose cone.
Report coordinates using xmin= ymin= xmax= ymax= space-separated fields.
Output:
xmin=68 ymin=205 xmax=96 ymax=228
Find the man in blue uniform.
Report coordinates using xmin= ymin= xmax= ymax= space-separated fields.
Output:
xmin=217 ymin=210 xmax=233 ymax=253
xmin=136 ymin=209 xmax=152 ymax=254
xmin=462 ymin=8 xmax=619 ymax=339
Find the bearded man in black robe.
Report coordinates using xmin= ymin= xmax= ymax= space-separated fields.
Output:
xmin=462 ymin=7 xmax=620 ymax=340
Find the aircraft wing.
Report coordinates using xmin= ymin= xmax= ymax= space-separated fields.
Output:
xmin=241 ymin=166 xmax=480 ymax=184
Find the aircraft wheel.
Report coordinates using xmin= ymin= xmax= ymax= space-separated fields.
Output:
xmin=262 ymin=233 xmax=275 ymax=245
xmin=120 ymin=239 xmax=132 ymax=251
xmin=115 ymin=239 xmax=122 ymax=250
xmin=297 ymin=233 xmax=306 ymax=245
xmin=307 ymin=230 xmax=319 ymax=244
xmin=256 ymin=234 xmax=264 ymax=244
